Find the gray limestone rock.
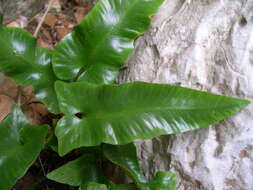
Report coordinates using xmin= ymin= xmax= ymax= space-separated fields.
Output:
xmin=119 ymin=0 xmax=253 ymax=189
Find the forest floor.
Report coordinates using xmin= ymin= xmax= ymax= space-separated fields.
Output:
xmin=1 ymin=0 xmax=98 ymax=189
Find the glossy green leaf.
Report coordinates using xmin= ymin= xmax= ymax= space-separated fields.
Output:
xmin=103 ymin=144 xmax=176 ymax=190
xmin=0 ymin=26 xmax=59 ymax=113
xmin=81 ymin=179 xmax=175 ymax=190
xmin=55 ymin=81 xmax=249 ymax=156
xmin=103 ymin=143 xmax=146 ymax=183
xmin=0 ymin=105 xmax=48 ymax=190
xmin=80 ymin=179 xmax=174 ymax=190
xmin=53 ymin=0 xmax=164 ymax=84
xmin=46 ymin=133 xmax=58 ymax=152
xmin=84 ymin=183 xmax=108 ymax=190
xmin=80 ymin=146 xmax=103 ymax=157
xmin=80 ymin=183 xmax=139 ymax=190
xmin=47 ymin=154 xmax=107 ymax=186
xmin=140 ymin=172 xmax=176 ymax=190
xmin=109 ymin=184 xmax=138 ymax=190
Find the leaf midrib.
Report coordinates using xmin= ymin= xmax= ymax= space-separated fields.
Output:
xmin=83 ymin=103 xmax=240 ymax=120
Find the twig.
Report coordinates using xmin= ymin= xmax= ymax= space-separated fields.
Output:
xmin=33 ymin=0 xmax=54 ymax=37
xmin=38 ymin=156 xmax=49 ymax=190
xmin=39 ymin=156 xmax=46 ymax=177
xmin=16 ymin=85 xmax=23 ymax=105
xmin=28 ymin=7 xmax=46 ymax=24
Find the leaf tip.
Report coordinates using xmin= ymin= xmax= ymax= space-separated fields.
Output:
xmin=57 ymin=144 xmax=69 ymax=157
xmin=237 ymin=98 xmax=251 ymax=110
xmin=46 ymin=171 xmax=56 ymax=183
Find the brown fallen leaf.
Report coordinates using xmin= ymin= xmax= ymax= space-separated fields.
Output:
xmin=68 ymin=22 xmax=76 ymax=29
xmin=20 ymin=86 xmax=35 ymax=105
xmin=6 ymin=16 xmax=28 ymax=28
xmin=56 ymin=27 xmax=72 ymax=40
xmin=74 ymin=7 xmax=86 ymax=23
xmin=42 ymin=29 xmax=53 ymax=41
xmin=44 ymin=13 xmax=57 ymax=27
xmin=0 ymin=76 xmax=18 ymax=100
xmin=22 ymin=102 xmax=49 ymax=125
xmin=0 ymin=95 xmax=14 ymax=122
xmin=37 ymin=38 xmax=53 ymax=49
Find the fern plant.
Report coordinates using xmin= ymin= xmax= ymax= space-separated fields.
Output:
xmin=0 ymin=0 xmax=250 ymax=190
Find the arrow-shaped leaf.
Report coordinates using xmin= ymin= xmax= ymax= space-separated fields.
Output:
xmin=0 ymin=105 xmax=48 ymax=190
xmin=0 ymin=26 xmax=59 ymax=113
xmin=53 ymin=0 xmax=164 ymax=84
xmin=140 ymin=172 xmax=176 ymax=190
xmin=80 ymin=183 xmax=139 ymax=190
xmin=47 ymin=154 xmax=107 ymax=186
xmin=83 ymin=183 xmax=108 ymax=190
xmin=55 ymin=81 xmax=249 ymax=156
xmin=103 ymin=143 xmax=146 ymax=184
xmin=103 ymin=143 xmax=176 ymax=190
xmin=109 ymin=184 xmax=139 ymax=190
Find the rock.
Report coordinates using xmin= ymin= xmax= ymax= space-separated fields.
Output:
xmin=120 ymin=0 xmax=253 ymax=189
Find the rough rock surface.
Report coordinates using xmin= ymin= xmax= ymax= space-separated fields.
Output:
xmin=119 ymin=0 xmax=253 ymax=189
